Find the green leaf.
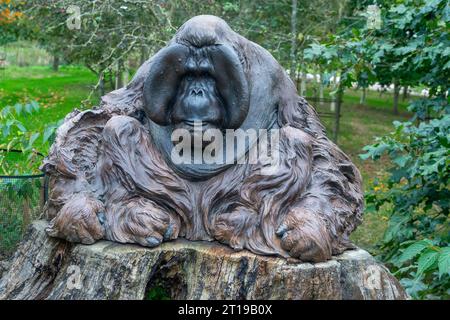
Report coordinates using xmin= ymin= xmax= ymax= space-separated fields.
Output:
xmin=417 ymin=249 xmax=439 ymax=276
xmin=14 ymin=103 xmax=23 ymax=116
xmin=399 ymin=240 xmax=432 ymax=263
xmin=360 ymin=142 xmax=389 ymax=160
xmin=31 ymin=101 xmax=40 ymax=112
xmin=391 ymin=4 xmax=407 ymax=14
xmin=400 ymin=278 xmax=427 ymax=299
xmin=393 ymin=155 xmax=410 ymax=168
xmin=28 ymin=132 xmax=40 ymax=149
xmin=15 ymin=121 xmax=27 ymax=133
xmin=1 ymin=105 xmax=11 ymax=118
xmin=24 ymin=103 xmax=33 ymax=115
xmin=438 ymin=247 xmax=450 ymax=278
xmin=2 ymin=123 xmax=11 ymax=138
xmin=43 ymin=126 xmax=56 ymax=144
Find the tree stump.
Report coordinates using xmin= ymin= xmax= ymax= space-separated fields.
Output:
xmin=0 ymin=221 xmax=407 ymax=300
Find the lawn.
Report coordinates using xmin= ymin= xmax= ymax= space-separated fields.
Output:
xmin=0 ymin=65 xmax=98 ymax=134
xmin=0 ymin=66 xmax=98 ymax=174
xmin=0 ymin=65 xmax=413 ymax=253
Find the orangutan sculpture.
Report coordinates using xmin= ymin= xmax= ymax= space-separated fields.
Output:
xmin=42 ymin=15 xmax=363 ymax=263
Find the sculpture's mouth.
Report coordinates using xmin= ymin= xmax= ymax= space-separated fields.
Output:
xmin=172 ymin=120 xmax=223 ymax=150
xmin=174 ymin=120 xmax=221 ymax=133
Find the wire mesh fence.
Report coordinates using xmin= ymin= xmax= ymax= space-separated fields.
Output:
xmin=0 ymin=173 xmax=47 ymax=258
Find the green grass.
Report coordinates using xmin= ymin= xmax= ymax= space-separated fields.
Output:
xmin=0 ymin=65 xmax=414 ymax=253
xmin=0 ymin=65 xmax=99 ymax=173
xmin=0 ymin=65 xmax=99 ymax=131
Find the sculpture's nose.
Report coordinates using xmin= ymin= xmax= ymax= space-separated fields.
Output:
xmin=190 ymin=88 xmax=204 ymax=96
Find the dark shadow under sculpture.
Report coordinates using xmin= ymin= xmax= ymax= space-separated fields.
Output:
xmin=42 ymin=15 xmax=364 ymax=263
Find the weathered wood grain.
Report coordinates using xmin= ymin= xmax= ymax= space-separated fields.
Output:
xmin=0 ymin=221 xmax=407 ymax=300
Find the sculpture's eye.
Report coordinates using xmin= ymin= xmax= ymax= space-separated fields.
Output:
xmin=199 ymin=59 xmax=212 ymax=74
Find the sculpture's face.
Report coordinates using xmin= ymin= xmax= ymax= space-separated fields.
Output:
xmin=142 ymin=16 xmax=274 ymax=180
xmin=143 ymin=43 xmax=249 ymax=134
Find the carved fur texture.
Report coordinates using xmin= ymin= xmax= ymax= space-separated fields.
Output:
xmin=42 ymin=16 xmax=363 ymax=262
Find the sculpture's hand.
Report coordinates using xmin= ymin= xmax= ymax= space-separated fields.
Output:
xmin=46 ymin=193 xmax=106 ymax=244
xmin=276 ymin=207 xmax=332 ymax=263
xmin=106 ymin=198 xmax=180 ymax=248
xmin=211 ymin=207 xmax=257 ymax=250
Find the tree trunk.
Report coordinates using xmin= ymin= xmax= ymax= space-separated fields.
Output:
xmin=360 ymin=87 xmax=366 ymax=105
xmin=300 ymin=71 xmax=307 ymax=96
xmin=115 ymin=60 xmax=124 ymax=90
xmin=123 ymin=60 xmax=129 ymax=86
xmin=98 ymin=73 xmax=105 ymax=97
xmin=52 ymin=55 xmax=59 ymax=72
xmin=393 ymin=81 xmax=400 ymax=115
xmin=319 ymin=74 xmax=324 ymax=106
xmin=140 ymin=46 xmax=149 ymax=66
xmin=333 ymin=85 xmax=343 ymax=143
xmin=108 ymin=71 xmax=115 ymax=91
xmin=289 ymin=0 xmax=298 ymax=81
xmin=402 ymin=85 xmax=409 ymax=101
xmin=0 ymin=221 xmax=407 ymax=300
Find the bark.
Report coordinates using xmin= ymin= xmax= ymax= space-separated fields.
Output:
xmin=98 ymin=73 xmax=105 ymax=97
xmin=333 ymin=85 xmax=343 ymax=143
xmin=115 ymin=59 xmax=124 ymax=89
xmin=393 ymin=81 xmax=400 ymax=115
xmin=109 ymin=71 xmax=115 ymax=91
xmin=0 ymin=221 xmax=407 ymax=300
xmin=300 ymin=71 xmax=306 ymax=96
xmin=360 ymin=87 xmax=366 ymax=105
xmin=140 ymin=46 xmax=149 ymax=66
xmin=52 ymin=55 xmax=59 ymax=72
xmin=319 ymin=74 xmax=324 ymax=106
xmin=402 ymin=86 xmax=409 ymax=101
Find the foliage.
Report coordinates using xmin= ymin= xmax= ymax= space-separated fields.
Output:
xmin=0 ymin=0 xmax=22 ymax=25
xmin=0 ymin=101 xmax=61 ymax=175
xmin=0 ymin=0 xmax=24 ymax=45
xmin=359 ymin=0 xmax=449 ymax=299
xmin=362 ymin=116 xmax=449 ymax=299
xmin=5 ymin=0 xmax=356 ymax=91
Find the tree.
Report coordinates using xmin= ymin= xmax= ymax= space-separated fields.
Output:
xmin=304 ymin=0 xmax=449 ymax=298
xmin=0 ymin=0 xmax=24 ymax=46
xmin=359 ymin=0 xmax=449 ymax=299
xmin=15 ymin=0 xmax=352 ymax=97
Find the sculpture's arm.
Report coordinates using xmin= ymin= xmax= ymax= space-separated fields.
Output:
xmin=42 ymin=109 xmax=111 ymax=243
xmin=274 ymin=99 xmax=364 ymax=262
